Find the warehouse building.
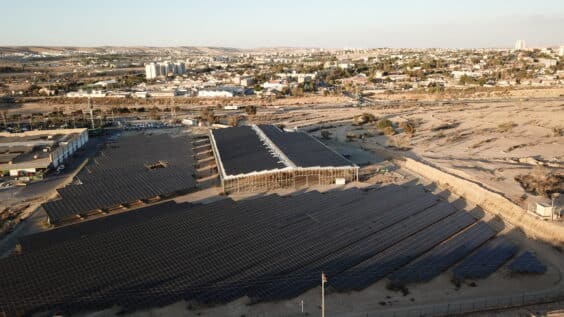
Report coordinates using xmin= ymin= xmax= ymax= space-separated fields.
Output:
xmin=210 ymin=125 xmax=359 ymax=193
xmin=0 ymin=128 xmax=88 ymax=177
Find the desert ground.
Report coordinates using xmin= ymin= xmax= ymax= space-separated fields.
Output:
xmin=264 ymin=97 xmax=563 ymax=212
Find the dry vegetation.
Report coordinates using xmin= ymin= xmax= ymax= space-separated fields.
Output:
xmin=497 ymin=121 xmax=518 ymax=133
xmin=515 ymin=168 xmax=564 ymax=198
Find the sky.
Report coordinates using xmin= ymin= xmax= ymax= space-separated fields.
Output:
xmin=2 ymin=0 xmax=564 ymax=48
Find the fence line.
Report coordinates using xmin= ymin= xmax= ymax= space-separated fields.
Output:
xmin=366 ymin=286 xmax=564 ymax=317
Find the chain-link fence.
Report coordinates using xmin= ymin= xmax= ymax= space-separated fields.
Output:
xmin=370 ymin=286 xmax=564 ymax=317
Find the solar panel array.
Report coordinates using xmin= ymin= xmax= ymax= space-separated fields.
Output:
xmin=42 ymin=133 xmax=196 ymax=225
xmin=258 ymin=125 xmax=354 ymax=167
xmin=211 ymin=126 xmax=285 ymax=176
xmin=329 ymin=209 xmax=477 ymax=292
xmin=452 ymin=236 xmax=519 ymax=281
xmin=19 ymin=201 xmax=192 ymax=252
xmin=388 ymin=222 xmax=496 ymax=286
xmin=507 ymin=251 xmax=547 ymax=274
xmin=0 ymin=185 xmax=536 ymax=316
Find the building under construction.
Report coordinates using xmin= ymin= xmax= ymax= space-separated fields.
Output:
xmin=210 ymin=125 xmax=358 ymax=193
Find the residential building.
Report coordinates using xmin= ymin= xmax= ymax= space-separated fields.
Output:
xmin=145 ymin=63 xmax=158 ymax=80
xmin=514 ymin=40 xmax=526 ymax=50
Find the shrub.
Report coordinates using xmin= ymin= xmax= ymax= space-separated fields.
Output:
xmin=345 ymin=132 xmax=358 ymax=141
xmin=514 ymin=168 xmax=563 ymax=197
xmin=399 ymin=121 xmax=416 ymax=135
xmin=200 ymin=107 xmax=218 ymax=124
xmin=227 ymin=115 xmax=240 ymax=127
xmin=245 ymin=105 xmax=257 ymax=115
xmin=361 ymin=112 xmax=377 ymax=122
xmin=376 ymin=119 xmax=393 ymax=130
xmin=383 ymin=126 xmax=397 ymax=136
xmin=497 ymin=121 xmax=518 ymax=133
xmin=320 ymin=130 xmax=332 ymax=139
xmin=353 ymin=112 xmax=377 ymax=125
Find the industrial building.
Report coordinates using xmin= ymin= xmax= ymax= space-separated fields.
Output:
xmin=0 ymin=128 xmax=88 ymax=177
xmin=210 ymin=125 xmax=359 ymax=193
xmin=197 ymin=86 xmax=246 ymax=98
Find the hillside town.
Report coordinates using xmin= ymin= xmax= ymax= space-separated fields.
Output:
xmin=1 ymin=44 xmax=564 ymax=103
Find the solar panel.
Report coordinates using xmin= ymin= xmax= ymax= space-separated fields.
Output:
xmin=211 ymin=126 xmax=285 ymax=176
xmin=387 ymin=222 xmax=496 ymax=286
xmin=19 ymin=201 xmax=194 ymax=252
xmin=258 ymin=125 xmax=353 ymax=167
xmin=452 ymin=236 xmax=519 ymax=281
xmin=507 ymin=251 xmax=547 ymax=274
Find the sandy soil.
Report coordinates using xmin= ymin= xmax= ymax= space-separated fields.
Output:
xmin=304 ymin=100 xmax=563 ymax=211
xmin=368 ymin=87 xmax=564 ymax=102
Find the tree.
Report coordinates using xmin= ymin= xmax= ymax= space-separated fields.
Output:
xmin=228 ymin=115 xmax=240 ymax=127
xmin=0 ymin=110 xmax=7 ymax=128
xmin=245 ymin=105 xmax=257 ymax=116
xmin=200 ymin=107 xmax=217 ymax=125
xmin=149 ymin=107 xmax=161 ymax=120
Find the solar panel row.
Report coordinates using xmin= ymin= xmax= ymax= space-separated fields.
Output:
xmin=41 ymin=133 xmax=196 ymax=225
xmin=507 ymin=251 xmax=547 ymax=274
xmin=19 ymin=201 xmax=192 ymax=252
xmin=388 ymin=222 xmax=496 ymax=286
xmin=245 ymin=193 xmax=442 ymax=303
xmin=452 ymin=236 xmax=519 ymax=281
xmin=198 ymin=187 xmax=437 ymax=303
xmin=329 ymin=211 xmax=478 ymax=292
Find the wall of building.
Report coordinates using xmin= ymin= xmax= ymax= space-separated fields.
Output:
xmin=49 ymin=129 xmax=88 ymax=168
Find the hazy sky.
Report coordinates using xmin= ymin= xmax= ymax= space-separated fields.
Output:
xmin=2 ymin=0 xmax=563 ymax=48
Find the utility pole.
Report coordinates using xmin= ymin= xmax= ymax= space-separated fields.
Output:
xmin=171 ymin=97 xmax=176 ymax=120
xmin=88 ymin=97 xmax=95 ymax=129
xmin=321 ymin=272 xmax=327 ymax=317
xmin=552 ymin=193 xmax=560 ymax=220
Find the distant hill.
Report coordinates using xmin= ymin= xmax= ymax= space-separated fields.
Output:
xmin=0 ymin=46 xmax=327 ymax=56
xmin=0 ymin=46 xmax=246 ymax=56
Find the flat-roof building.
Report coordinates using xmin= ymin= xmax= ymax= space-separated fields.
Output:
xmin=210 ymin=125 xmax=358 ymax=193
xmin=0 ymin=129 xmax=88 ymax=177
